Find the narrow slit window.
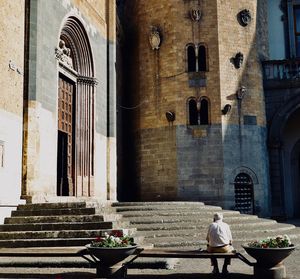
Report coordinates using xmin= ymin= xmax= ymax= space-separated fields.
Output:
xmin=187 ymin=45 xmax=196 ymax=72
xmin=200 ymin=98 xmax=209 ymax=125
xmin=198 ymin=45 xmax=207 ymax=71
xmin=189 ymin=99 xmax=198 ymax=125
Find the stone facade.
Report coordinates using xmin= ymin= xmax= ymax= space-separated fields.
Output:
xmin=0 ymin=0 xmax=25 ymax=223
xmin=0 ymin=0 xmax=117 ymax=223
xmin=119 ymin=0 xmax=270 ymax=216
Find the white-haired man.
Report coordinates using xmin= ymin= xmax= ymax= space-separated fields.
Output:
xmin=206 ymin=212 xmax=234 ymax=275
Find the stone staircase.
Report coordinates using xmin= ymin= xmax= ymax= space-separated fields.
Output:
xmin=0 ymin=200 xmax=299 ymax=251
xmin=0 ymin=202 xmax=136 ymax=248
xmin=110 ymin=202 xmax=300 ymax=250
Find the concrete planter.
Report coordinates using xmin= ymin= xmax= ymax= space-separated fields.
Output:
xmin=242 ymin=244 xmax=296 ymax=279
xmin=85 ymin=244 xmax=138 ymax=277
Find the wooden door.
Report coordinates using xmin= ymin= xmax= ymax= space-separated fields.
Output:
xmin=57 ymin=77 xmax=74 ymax=196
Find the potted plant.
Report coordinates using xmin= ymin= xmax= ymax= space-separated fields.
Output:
xmin=242 ymin=235 xmax=295 ymax=279
xmin=85 ymin=230 xmax=138 ymax=277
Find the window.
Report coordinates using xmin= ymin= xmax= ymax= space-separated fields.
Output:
xmin=288 ymin=2 xmax=300 ymax=57
xmin=199 ymin=98 xmax=209 ymax=125
xmin=186 ymin=44 xmax=208 ymax=72
xmin=198 ymin=45 xmax=207 ymax=71
xmin=188 ymin=97 xmax=210 ymax=125
xmin=188 ymin=98 xmax=198 ymax=125
xmin=187 ymin=45 xmax=196 ymax=72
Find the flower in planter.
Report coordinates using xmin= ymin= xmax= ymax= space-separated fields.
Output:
xmin=247 ymin=234 xmax=292 ymax=248
xmin=90 ymin=230 xmax=134 ymax=248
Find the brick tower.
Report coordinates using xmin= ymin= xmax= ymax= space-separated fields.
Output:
xmin=119 ymin=0 xmax=270 ymax=216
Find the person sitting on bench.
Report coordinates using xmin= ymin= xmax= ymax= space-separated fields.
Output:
xmin=206 ymin=212 xmax=234 ymax=275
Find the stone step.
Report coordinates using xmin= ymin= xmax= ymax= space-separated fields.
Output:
xmin=117 ymin=209 xmax=241 ymax=218
xmin=113 ymin=205 xmax=222 ymax=212
xmin=127 ymin=218 xmax=276 ymax=230
xmin=147 ymin=234 xmax=300 ymax=248
xmin=134 ymin=223 xmax=296 ymax=238
xmin=17 ymin=202 xmax=87 ymax=210
xmin=112 ymin=202 xmax=206 ymax=207
xmin=0 ymin=234 xmax=144 ymax=248
xmin=120 ymin=214 xmax=258 ymax=224
xmin=0 ymin=221 xmax=114 ymax=232
xmin=0 ymin=229 xmax=114 ymax=240
xmin=0 ymin=238 xmax=98 ymax=248
xmin=4 ymin=214 xmax=104 ymax=224
xmin=11 ymin=207 xmax=96 ymax=217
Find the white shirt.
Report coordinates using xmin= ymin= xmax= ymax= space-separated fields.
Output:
xmin=206 ymin=220 xmax=232 ymax=247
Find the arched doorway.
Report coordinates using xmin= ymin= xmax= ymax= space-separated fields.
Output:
xmin=56 ymin=16 xmax=95 ymax=197
xmin=269 ymin=95 xmax=300 ymax=218
xmin=282 ymin=108 xmax=300 ymax=217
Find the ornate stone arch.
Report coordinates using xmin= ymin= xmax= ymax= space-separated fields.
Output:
xmin=229 ymin=166 xmax=259 ymax=185
xmin=269 ymin=94 xmax=300 ymax=145
xmin=56 ymin=16 xmax=97 ymax=197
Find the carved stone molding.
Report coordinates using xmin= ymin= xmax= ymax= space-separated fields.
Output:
xmin=55 ymin=39 xmax=73 ymax=69
xmin=190 ymin=9 xmax=201 ymax=21
xmin=149 ymin=27 xmax=161 ymax=50
xmin=233 ymin=52 xmax=244 ymax=69
xmin=238 ymin=9 xmax=251 ymax=26
xmin=78 ymin=75 xmax=98 ymax=85
xmin=236 ymin=86 xmax=247 ymax=100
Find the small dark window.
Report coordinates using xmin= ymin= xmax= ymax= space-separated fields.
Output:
xmin=200 ymin=98 xmax=209 ymax=125
xmin=198 ymin=45 xmax=207 ymax=71
xmin=234 ymin=173 xmax=254 ymax=214
xmin=294 ymin=6 xmax=300 ymax=56
xmin=189 ymin=99 xmax=198 ymax=125
xmin=187 ymin=45 xmax=196 ymax=72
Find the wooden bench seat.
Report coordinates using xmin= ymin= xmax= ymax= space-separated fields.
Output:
xmin=0 ymin=247 xmax=254 ymax=278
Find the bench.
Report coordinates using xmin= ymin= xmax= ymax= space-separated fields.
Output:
xmin=0 ymin=247 xmax=254 ymax=278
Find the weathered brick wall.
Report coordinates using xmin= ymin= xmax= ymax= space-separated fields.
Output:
xmin=122 ymin=0 xmax=270 ymax=213
xmin=217 ymin=0 xmax=270 ymax=215
xmin=136 ymin=127 xmax=177 ymax=201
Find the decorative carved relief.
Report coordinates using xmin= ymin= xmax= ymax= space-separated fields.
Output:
xmin=55 ymin=39 xmax=73 ymax=68
xmin=238 ymin=9 xmax=251 ymax=26
xmin=190 ymin=9 xmax=202 ymax=21
xmin=233 ymin=52 xmax=244 ymax=69
xmin=149 ymin=27 xmax=161 ymax=50
xmin=236 ymin=86 xmax=247 ymax=100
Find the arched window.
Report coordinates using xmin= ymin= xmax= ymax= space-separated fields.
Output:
xmin=234 ymin=173 xmax=254 ymax=214
xmin=199 ymin=98 xmax=209 ymax=125
xmin=198 ymin=45 xmax=207 ymax=71
xmin=188 ymin=99 xmax=198 ymax=125
xmin=187 ymin=45 xmax=196 ymax=72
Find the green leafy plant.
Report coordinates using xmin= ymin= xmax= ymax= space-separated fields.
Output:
xmin=247 ymin=235 xmax=292 ymax=248
xmin=90 ymin=230 xmax=134 ymax=248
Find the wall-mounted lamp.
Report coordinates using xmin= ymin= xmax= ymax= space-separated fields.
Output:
xmin=236 ymin=86 xmax=247 ymax=100
xmin=166 ymin=111 xmax=175 ymax=122
xmin=222 ymin=104 xmax=232 ymax=115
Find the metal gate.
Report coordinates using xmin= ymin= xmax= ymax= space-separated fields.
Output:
xmin=234 ymin=173 xmax=254 ymax=214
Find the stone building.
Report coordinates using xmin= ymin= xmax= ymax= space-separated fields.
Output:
xmin=0 ymin=0 xmax=117 ymax=223
xmin=118 ymin=0 xmax=270 ymax=216
xmin=263 ymin=0 xmax=300 ymax=219
xmin=1 ymin=0 xmax=300 ymax=223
